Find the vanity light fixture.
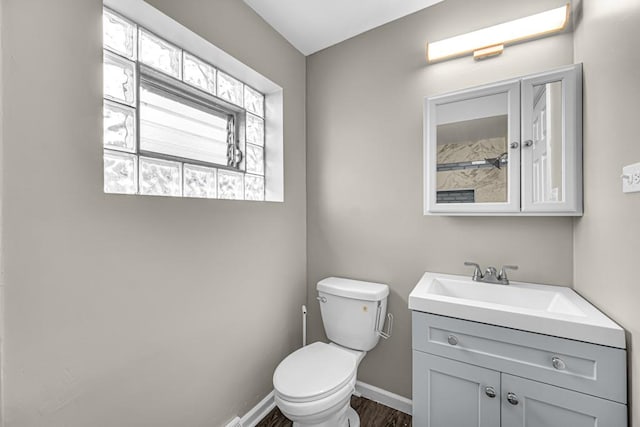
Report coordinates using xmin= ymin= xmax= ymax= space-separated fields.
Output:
xmin=427 ymin=4 xmax=570 ymax=63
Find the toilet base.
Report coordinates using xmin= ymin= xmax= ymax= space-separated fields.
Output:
xmin=346 ymin=407 xmax=360 ymax=427
xmin=290 ymin=400 xmax=358 ymax=427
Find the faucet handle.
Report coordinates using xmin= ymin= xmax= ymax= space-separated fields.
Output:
xmin=498 ymin=265 xmax=519 ymax=281
xmin=464 ymin=262 xmax=483 ymax=280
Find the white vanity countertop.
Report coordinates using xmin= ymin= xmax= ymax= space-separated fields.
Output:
xmin=409 ymin=272 xmax=626 ymax=349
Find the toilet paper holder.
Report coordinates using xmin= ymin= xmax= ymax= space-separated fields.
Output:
xmin=375 ymin=304 xmax=393 ymax=340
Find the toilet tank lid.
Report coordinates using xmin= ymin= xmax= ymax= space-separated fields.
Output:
xmin=317 ymin=277 xmax=389 ymax=301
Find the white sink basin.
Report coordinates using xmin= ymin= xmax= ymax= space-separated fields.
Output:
xmin=427 ymin=276 xmax=586 ymax=316
xmin=409 ymin=272 xmax=625 ymax=348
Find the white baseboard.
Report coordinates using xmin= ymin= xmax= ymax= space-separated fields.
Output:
xmin=223 ymin=416 xmax=242 ymax=427
xmin=239 ymin=391 xmax=275 ymax=427
xmin=355 ymin=381 xmax=412 ymax=415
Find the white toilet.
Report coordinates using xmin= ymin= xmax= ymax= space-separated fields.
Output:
xmin=273 ymin=277 xmax=389 ymax=427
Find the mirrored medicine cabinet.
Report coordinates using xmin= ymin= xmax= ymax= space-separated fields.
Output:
xmin=423 ymin=64 xmax=582 ymax=216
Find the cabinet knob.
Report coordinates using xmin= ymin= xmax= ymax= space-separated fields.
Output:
xmin=523 ymin=139 xmax=533 ymax=147
xmin=552 ymin=356 xmax=566 ymax=370
xmin=510 ymin=141 xmax=519 ymax=149
xmin=507 ymin=392 xmax=519 ymax=405
xmin=484 ymin=386 xmax=496 ymax=398
xmin=447 ymin=334 xmax=458 ymax=346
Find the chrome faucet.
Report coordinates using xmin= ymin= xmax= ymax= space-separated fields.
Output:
xmin=464 ymin=262 xmax=483 ymax=281
xmin=464 ymin=262 xmax=518 ymax=285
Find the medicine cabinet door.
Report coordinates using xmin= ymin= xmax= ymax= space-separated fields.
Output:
xmin=520 ymin=65 xmax=582 ymax=214
xmin=424 ymin=80 xmax=521 ymax=214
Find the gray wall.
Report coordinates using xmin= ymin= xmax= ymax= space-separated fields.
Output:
xmin=573 ymin=1 xmax=640 ymax=425
xmin=1 ymin=0 xmax=305 ymax=426
xmin=306 ymin=0 xmax=575 ymax=398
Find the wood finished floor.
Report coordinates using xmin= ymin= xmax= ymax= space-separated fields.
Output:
xmin=256 ymin=396 xmax=412 ymax=427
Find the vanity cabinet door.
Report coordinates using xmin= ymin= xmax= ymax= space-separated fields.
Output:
xmin=501 ymin=374 xmax=627 ymax=427
xmin=413 ymin=351 xmax=500 ymax=427
xmin=520 ymin=64 xmax=582 ymax=214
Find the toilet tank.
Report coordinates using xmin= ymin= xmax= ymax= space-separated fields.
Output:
xmin=317 ymin=277 xmax=389 ymax=352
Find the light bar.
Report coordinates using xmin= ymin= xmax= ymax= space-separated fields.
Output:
xmin=427 ymin=4 xmax=570 ymax=63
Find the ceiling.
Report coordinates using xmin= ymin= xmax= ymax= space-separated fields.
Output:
xmin=243 ymin=0 xmax=445 ymax=55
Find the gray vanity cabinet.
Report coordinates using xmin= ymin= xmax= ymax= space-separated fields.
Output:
xmin=501 ymin=374 xmax=627 ymax=427
xmin=413 ymin=351 xmax=500 ymax=426
xmin=412 ymin=311 xmax=628 ymax=427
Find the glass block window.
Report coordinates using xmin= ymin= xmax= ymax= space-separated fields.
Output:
xmin=218 ymin=170 xmax=244 ymax=200
xmin=139 ymin=29 xmax=182 ymax=79
xmin=217 ymin=71 xmax=244 ymax=107
xmin=183 ymin=53 xmax=216 ymax=95
xmin=102 ymin=7 xmax=265 ymax=201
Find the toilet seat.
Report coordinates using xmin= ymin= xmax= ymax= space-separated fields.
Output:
xmin=273 ymin=342 xmax=357 ymax=403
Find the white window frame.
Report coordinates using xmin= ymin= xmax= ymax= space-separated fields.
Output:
xmin=103 ymin=0 xmax=284 ymax=202
xmin=137 ymin=65 xmax=243 ymax=170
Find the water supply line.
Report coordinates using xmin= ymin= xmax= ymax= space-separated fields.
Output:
xmin=302 ymin=305 xmax=307 ymax=347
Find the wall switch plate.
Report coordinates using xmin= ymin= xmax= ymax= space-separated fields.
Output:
xmin=622 ymin=162 xmax=640 ymax=193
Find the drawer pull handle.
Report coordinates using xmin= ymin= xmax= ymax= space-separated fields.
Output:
xmin=552 ymin=356 xmax=566 ymax=370
xmin=447 ymin=335 xmax=459 ymax=346
xmin=507 ymin=392 xmax=519 ymax=405
xmin=484 ymin=386 xmax=496 ymax=398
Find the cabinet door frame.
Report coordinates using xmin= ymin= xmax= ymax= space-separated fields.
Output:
xmin=520 ymin=64 xmax=583 ymax=214
xmin=424 ymin=79 xmax=521 ymax=215
xmin=413 ymin=351 xmax=501 ymax=427
xmin=501 ymin=373 xmax=627 ymax=427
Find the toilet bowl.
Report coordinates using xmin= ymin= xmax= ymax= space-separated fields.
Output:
xmin=273 ymin=277 xmax=389 ymax=427
xmin=274 ymin=342 xmax=364 ymax=427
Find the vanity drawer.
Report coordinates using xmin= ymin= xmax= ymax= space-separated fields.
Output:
xmin=412 ymin=311 xmax=627 ymax=403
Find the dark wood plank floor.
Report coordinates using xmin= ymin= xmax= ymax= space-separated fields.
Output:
xmin=256 ymin=396 xmax=412 ymax=427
